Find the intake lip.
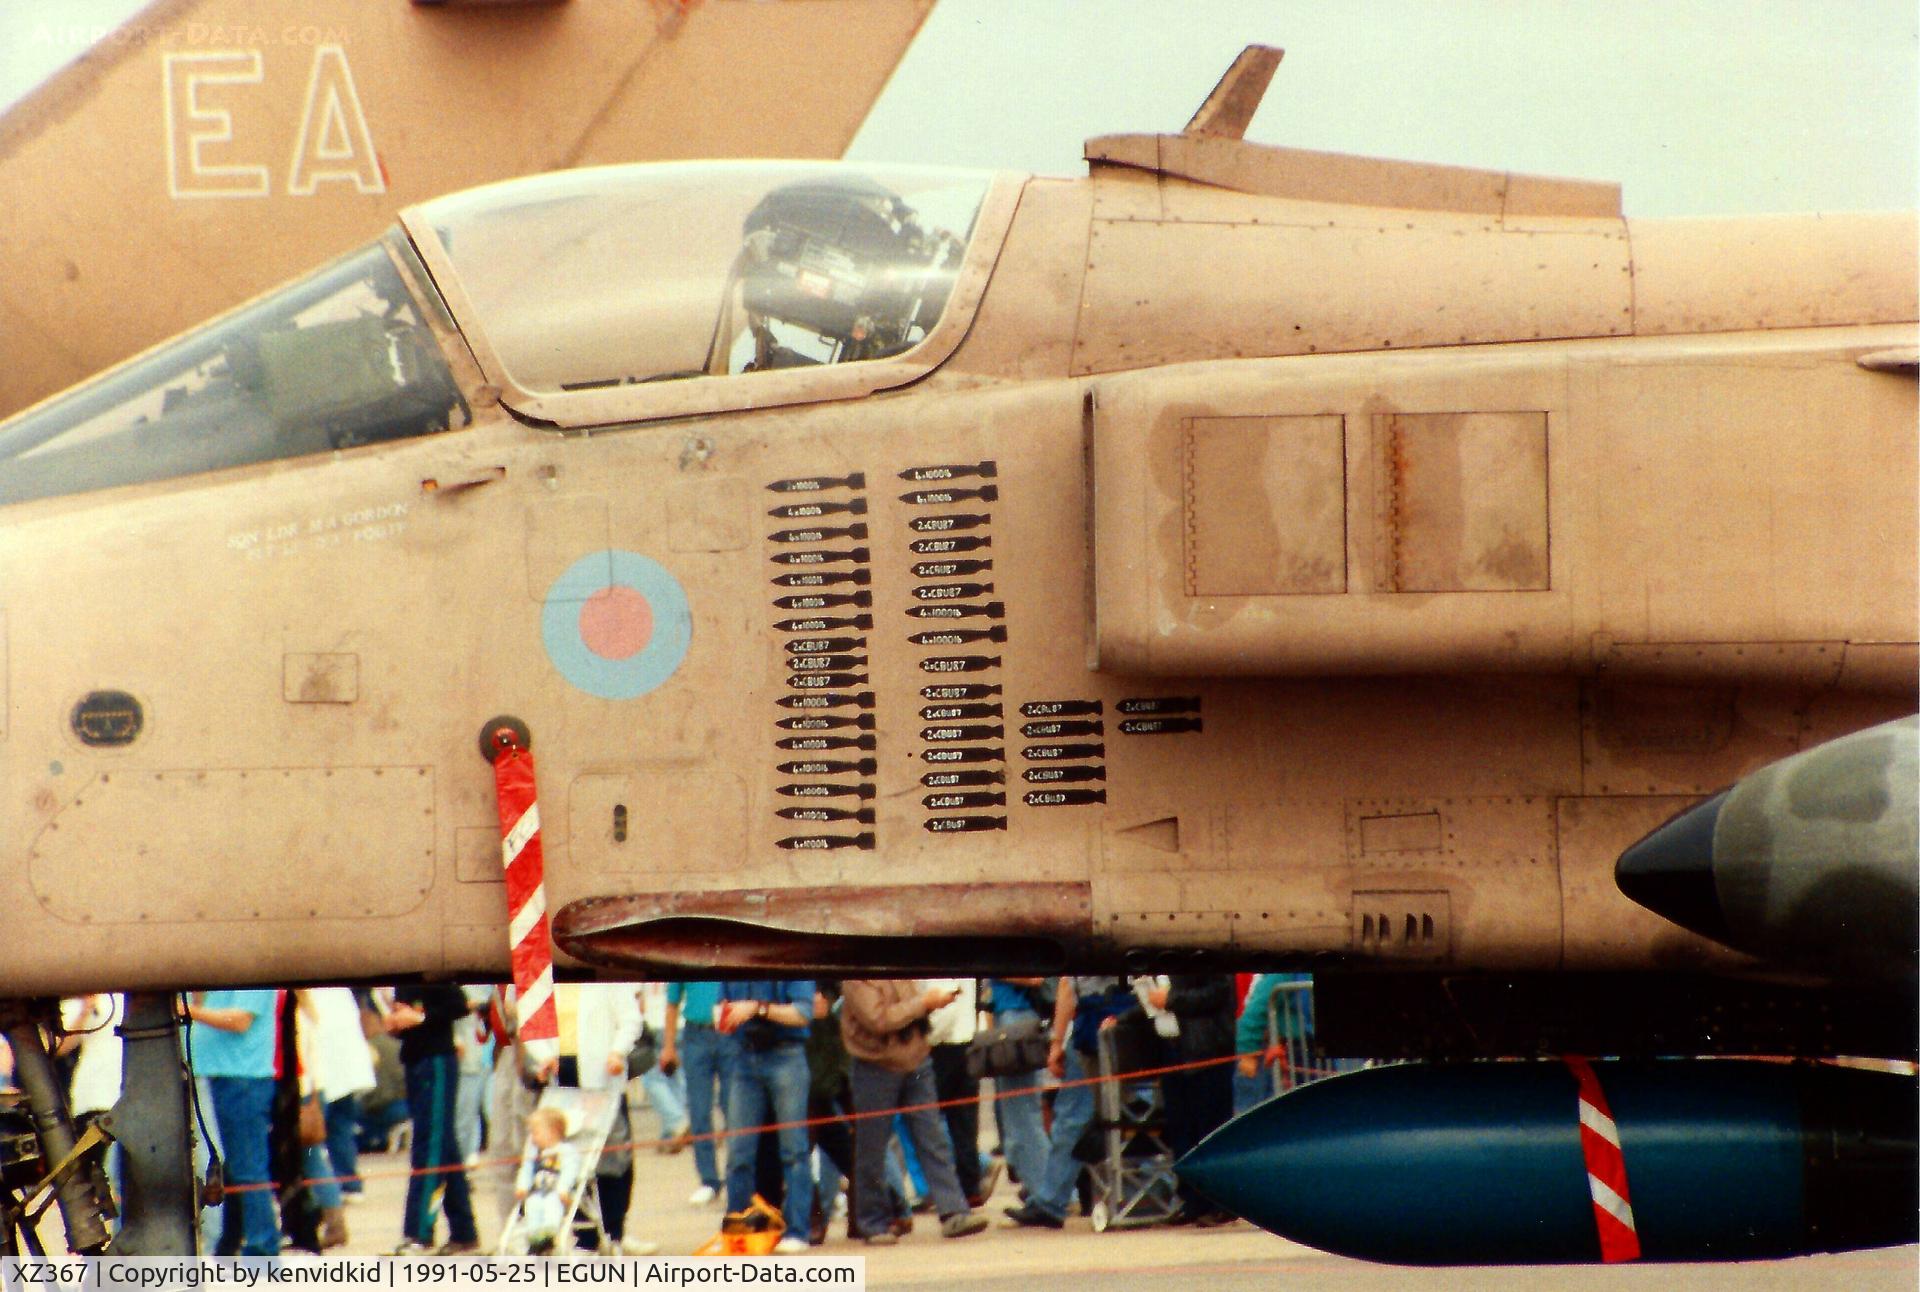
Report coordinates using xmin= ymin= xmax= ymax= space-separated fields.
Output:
xmin=552 ymin=881 xmax=1094 ymax=976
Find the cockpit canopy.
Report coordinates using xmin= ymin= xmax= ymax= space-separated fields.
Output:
xmin=0 ymin=234 xmax=466 ymax=508
xmin=0 ymin=162 xmax=1016 ymax=508
xmin=410 ymin=162 xmax=1009 ymax=423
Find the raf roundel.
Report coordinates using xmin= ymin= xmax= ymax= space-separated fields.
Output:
xmin=542 ymin=551 xmax=692 ymax=699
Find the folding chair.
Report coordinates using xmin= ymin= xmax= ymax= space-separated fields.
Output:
xmin=1085 ymin=1026 xmax=1180 ymax=1231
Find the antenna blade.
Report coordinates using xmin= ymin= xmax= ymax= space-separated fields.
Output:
xmin=1184 ymin=44 xmax=1283 ymax=139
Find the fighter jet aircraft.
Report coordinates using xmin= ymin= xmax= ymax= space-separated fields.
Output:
xmin=0 ymin=47 xmax=1911 ymax=1262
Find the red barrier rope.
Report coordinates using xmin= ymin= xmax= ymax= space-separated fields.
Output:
xmin=224 ymin=1045 xmax=1333 ymax=1194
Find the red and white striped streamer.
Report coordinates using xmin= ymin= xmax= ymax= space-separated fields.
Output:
xmin=1564 ymin=1056 xmax=1641 ymax=1263
xmin=492 ymin=736 xmax=557 ymax=1064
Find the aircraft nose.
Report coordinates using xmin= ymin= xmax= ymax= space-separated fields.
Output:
xmin=1614 ymin=789 xmax=1733 ymax=944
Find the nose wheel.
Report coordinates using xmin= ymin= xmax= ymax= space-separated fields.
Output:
xmin=110 ymin=995 xmax=201 ymax=1255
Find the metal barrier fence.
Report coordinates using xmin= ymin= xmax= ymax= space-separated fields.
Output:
xmin=1265 ymin=979 xmax=1366 ymax=1096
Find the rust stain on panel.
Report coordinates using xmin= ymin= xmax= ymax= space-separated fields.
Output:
xmin=283 ymin=652 xmax=358 ymax=704
xmin=1375 ymin=412 xmax=1549 ymax=593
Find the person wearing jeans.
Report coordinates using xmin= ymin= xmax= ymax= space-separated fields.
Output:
xmin=638 ymin=1058 xmax=689 ymax=1146
xmin=185 ymin=990 xmax=281 ymax=1257
xmin=716 ymin=981 xmax=814 ymax=1253
xmin=301 ymin=1137 xmax=346 ymax=1247
xmin=984 ymin=979 xmax=1051 ymax=1194
xmin=662 ymin=983 xmax=736 ymax=1206
xmin=387 ymin=986 xmax=480 ymax=1254
xmin=1003 ymin=978 xmax=1135 ymax=1228
xmin=301 ymin=987 xmax=376 ymax=1245
xmin=453 ymin=987 xmax=494 ymax=1165
xmin=323 ymin=1094 xmax=364 ymax=1199
xmin=923 ymin=980 xmax=988 ymax=1204
xmin=839 ymin=980 xmax=988 ymax=1246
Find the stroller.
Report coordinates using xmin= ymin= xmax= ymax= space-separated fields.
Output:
xmin=494 ymin=1086 xmax=623 ymax=1256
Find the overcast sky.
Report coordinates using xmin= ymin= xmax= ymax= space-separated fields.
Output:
xmin=848 ymin=0 xmax=1919 ymax=216
xmin=3 ymin=0 xmax=1915 ymax=218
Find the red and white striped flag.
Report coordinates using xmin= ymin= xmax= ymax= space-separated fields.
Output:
xmin=492 ymin=736 xmax=558 ymax=1065
xmin=1564 ymin=1056 xmax=1641 ymax=1263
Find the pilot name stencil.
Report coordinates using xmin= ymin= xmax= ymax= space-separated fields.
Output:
xmin=226 ymin=501 xmax=409 ymax=560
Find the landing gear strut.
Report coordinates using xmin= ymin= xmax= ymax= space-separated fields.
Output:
xmin=0 ymin=1000 xmax=113 ymax=1254
xmin=0 ymin=994 xmax=201 ymax=1255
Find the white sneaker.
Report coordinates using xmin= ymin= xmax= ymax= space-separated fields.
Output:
xmin=773 ymin=1236 xmax=810 ymax=1255
xmin=687 ymin=1185 xmax=718 ymax=1207
xmin=619 ymin=1239 xmax=660 ymax=1257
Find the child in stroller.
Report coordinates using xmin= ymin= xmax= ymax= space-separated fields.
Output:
xmin=514 ymin=1107 xmax=582 ymax=1255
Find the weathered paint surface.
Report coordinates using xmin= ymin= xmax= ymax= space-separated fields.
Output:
xmin=0 ymin=108 xmax=1910 ymax=1002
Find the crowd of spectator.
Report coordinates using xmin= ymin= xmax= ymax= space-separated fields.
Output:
xmin=3 ymin=975 xmax=1320 ymax=1255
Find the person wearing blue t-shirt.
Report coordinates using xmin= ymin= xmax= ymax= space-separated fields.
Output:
xmin=186 ymin=989 xmax=281 ymax=1256
xmin=715 ymin=981 xmax=814 ymax=1252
